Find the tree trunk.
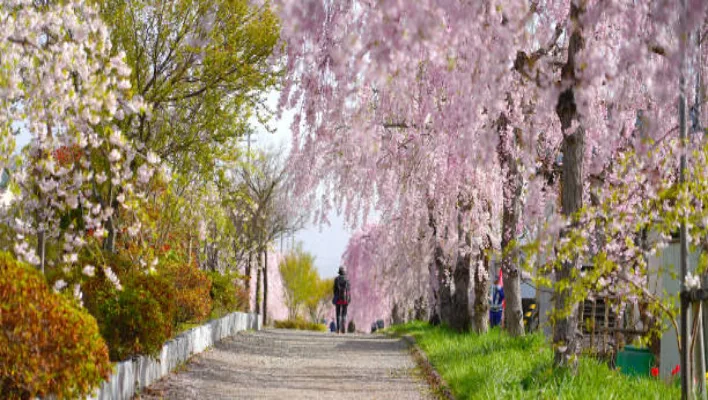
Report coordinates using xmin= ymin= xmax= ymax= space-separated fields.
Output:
xmin=36 ymin=229 xmax=46 ymax=274
xmin=245 ymin=250 xmax=252 ymax=291
xmin=392 ymin=302 xmax=405 ymax=325
xmin=436 ymin=239 xmax=453 ymax=326
xmin=263 ymin=248 xmax=269 ymax=325
xmin=501 ymin=170 xmax=525 ymax=336
xmin=104 ymin=215 xmax=116 ymax=253
xmin=414 ymin=295 xmax=428 ymax=321
xmin=427 ymin=258 xmax=441 ymax=325
xmin=552 ymin=1 xmax=585 ymax=369
xmin=451 ymin=207 xmax=472 ymax=332
xmin=211 ymin=247 xmax=219 ymax=272
xmin=553 ymin=107 xmax=585 ymax=369
xmin=497 ymin=114 xmax=525 ymax=337
xmin=426 ymin=203 xmax=441 ymax=325
xmin=188 ymin=234 xmax=193 ymax=266
xmin=255 ymin=251 xmax=262 ymax=315
xmin=102 ymin=188 xmax=119 ymax=254
xmin=472 ymin=237 xmax=491 ymax=333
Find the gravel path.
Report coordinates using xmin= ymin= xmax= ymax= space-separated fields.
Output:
xmin=140 ymin=329 xmax=432 ymax=400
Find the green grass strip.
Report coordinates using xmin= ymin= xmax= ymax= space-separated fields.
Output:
xmin=387 ymin=321 xmax=679 ymax=400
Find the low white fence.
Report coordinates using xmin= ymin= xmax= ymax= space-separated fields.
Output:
xmin=88 ymin=312 xmax=262 ymax=400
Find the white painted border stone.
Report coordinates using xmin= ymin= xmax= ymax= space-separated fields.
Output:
xmin=86 ymin=312 xmax=261 ymax=400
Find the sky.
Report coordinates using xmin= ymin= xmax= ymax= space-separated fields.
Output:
xmin=252 ymin=96 xmax=353 ymax=279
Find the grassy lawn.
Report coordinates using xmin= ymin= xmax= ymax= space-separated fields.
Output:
xmin=388 ymin=321 xmax=679 ymax=400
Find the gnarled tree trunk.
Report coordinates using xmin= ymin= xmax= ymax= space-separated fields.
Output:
xmin=497 ymin=114 xmax=525 ymax=337
xmin=436 ymin=239 xmax=454 ymax=326
xmin=472 ymin=235 xmax=492 ymax=333
xmin=501 ymin=167 xmax=525 ymax=336
xmin=553 ymin=2 xmax=585 ymax=369
xmin=553 ymin=126 xmax=584 ymax=368
xmin=451 ymin=205 xmax=472 ymax=332
xmin=427 ymin=258 xmax=441 ymax=325
xmin=427 ymin=198 xmax=454 ymax=327
xmin=426 ymin=202 xmax=441 ymax=325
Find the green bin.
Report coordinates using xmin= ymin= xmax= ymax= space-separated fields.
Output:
xmin=615 ymin=345 xmax=654 ymax=377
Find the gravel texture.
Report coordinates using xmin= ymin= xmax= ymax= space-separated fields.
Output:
xmin=139 ymin=329 xmax=432 ymax=400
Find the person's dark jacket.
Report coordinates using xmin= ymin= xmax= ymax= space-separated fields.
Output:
xmin=333 ymin=274 xmax=351 ymax=305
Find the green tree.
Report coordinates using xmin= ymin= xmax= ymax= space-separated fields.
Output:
xmin=305 ymin=277 xmax=333 ymax=323
xmin=279 ymin=248 xmax=318 ymax=319
xmin=92 ymin=0 xmax=281 ymax=178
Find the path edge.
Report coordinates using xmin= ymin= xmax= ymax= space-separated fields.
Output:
xmin=86 ymin=312 xmax=262 ymax=400
xmin=389 ymin=333 xmax=455 ymax=400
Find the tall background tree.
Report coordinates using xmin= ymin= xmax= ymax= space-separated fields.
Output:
xmin=93 ymin=0 xmax=281 ymax=177
xmin=239 ymin=147 xmax=303 ymax=323
xmin=89 ymin=0 xmax=283 ymax=260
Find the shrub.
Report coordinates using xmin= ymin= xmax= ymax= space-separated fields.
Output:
xmin=274 ymin=319 xmax=326 ymax=331
xmin=127 ymin=273 xmax=176 ymax=336
xmin=161 ymin=261 xmax=212 ymax=324
xmin=81 ymin=267 xmax=118 ymax=318
xmin=0 ymin=252 xmax=111 ymax=399
xmin=234 ymin=284 xmax=250 ymax=313
xmin=94 ymin=249 xmax=135 ymax=276
xmin=208 ymin=271 xmax=248 ymax=318
xmin=98 ymin=283 xmax=172 ymax=361
xmin=81 ymin=268 xmax=175 ymax=361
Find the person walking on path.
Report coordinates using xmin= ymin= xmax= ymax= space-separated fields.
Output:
xmin=333 ymin=266 xmax=351 ymax=334
xmin=489 ymin=276 xmax=504 ymax=327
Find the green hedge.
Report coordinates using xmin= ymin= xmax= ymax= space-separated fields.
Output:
xmin=208 ymin=270 xmax=248 ymax=318
xmin=274 ymin=319 xmax=326 ymax=331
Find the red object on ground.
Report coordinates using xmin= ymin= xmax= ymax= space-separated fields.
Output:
xmin=672 ymin=364 xmax=680 ymax=376
xmin=650 ymin=367 xmax=659 ymax=377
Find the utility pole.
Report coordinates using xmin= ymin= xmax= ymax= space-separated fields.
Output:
xmin=694 ymin=27 xmax=708 ymax=400
xmin=679 ymin=1 xmax=691 ymax=396
xmin=239 ymin=130 xmax=258 ymax=162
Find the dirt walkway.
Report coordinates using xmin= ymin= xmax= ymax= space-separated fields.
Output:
xmin=140 ymin=329 xmax=432 ymax=400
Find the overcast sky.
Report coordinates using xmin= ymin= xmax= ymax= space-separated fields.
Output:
xmin=253 ymin=97 xmax=353 ymax=279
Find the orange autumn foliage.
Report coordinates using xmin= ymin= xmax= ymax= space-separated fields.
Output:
xmin=0 ymin=253 xmax=111 ymax=399
xmin=161 ymin=261 xmax=212 ymax=324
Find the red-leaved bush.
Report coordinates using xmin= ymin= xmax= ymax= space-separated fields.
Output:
xmin=0 ymin=252 xmax=111 ymax=398
xmin=162 ymin=261 xmax=212 ymax=324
